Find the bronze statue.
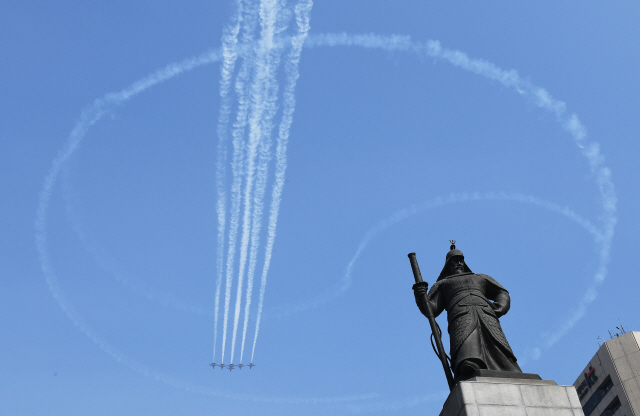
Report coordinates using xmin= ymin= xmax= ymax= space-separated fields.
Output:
xmin=411 ymin=242 xmax=522 ymax=385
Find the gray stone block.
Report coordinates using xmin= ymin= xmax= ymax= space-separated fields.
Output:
xmin=473 ymin=383 xmax=523 ymax=406
xmin=520 ymin=384 xmax=571 ymax=408
xmin=524 ymin=407 xmax=576 ymax=416
xmin=477 ymin=404 xmax=527 ymax=416
xmin=458 ymin=382 xmax=477 ymax=405
xmin=440 ymin=378 xmax=584 ymax=416
xmin=459 ymin=404 xmax=480 ymax=416
xmin=567 ymin=386 xmax=582 ymax=409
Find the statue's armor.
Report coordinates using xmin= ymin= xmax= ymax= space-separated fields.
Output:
xmin=428 ymin=273 xmax=516 ymax=365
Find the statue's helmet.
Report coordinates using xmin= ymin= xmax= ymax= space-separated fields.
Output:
xmin=437 ymin=241 xmax=473 ymax=281
xmin=445 ymin=247 xmax=464 ymax=263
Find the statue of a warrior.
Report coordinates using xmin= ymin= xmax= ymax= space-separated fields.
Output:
xmin=412 ymin=242 xmax=522 ymax=383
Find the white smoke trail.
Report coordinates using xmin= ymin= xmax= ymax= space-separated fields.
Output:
xmin=250 ymin=0 xmax=313 ymax=363
xmin=36 ymin=48 xmax=224 ymax=266
xmin=34 ymin=44 xmax=378 ymax=405
xmin=237 ymin=49 xmax=282 ymax=362
xmin=219 ymin=109 xmax=246 ymax=365
xmin=33 ymin=35 xmax=377 ymax=409
xmin=35 ymin=236 xmax=375 ymax=403
xmin=220 ymin=0 xmax=261 ymax=365
xmin=34 ymin=52 xmax=227 ymax=353
xmin=27 ymin=255 xmax=377 ymax=407
xmin=229 ymin=0 xmax=283 ymax=364
xmin=37 ymin=28 xmax=616 ymax=409
xmin=270 ymin=191 xmax=602 ymax=317
xmin=213 ymin=0 xmax=243 ymax=362
xmin=61 ymin=172 xmax=214 ymax=317
xmin=237 ymin=0 xmax=299 ymax=363
xmin=304 ymin=33 xmax=616 ymax=229
xmin=302 ymin=33 xmax=616 ymax=352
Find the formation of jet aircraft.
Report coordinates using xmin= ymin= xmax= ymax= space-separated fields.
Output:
xmin=209 ymin=363 xmax=255 ymax=371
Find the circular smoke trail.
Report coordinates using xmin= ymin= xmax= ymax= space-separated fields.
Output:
xmin=35 ymin=31 xmax=615 ymax=411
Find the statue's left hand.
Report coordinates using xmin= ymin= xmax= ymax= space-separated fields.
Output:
xmin=491 ymin=302 xmax=506 ymax=317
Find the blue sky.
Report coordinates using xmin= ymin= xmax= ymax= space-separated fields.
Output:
xmin=2 ymin=1 xmax=640 ymax=415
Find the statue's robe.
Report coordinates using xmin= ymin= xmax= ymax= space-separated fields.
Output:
xmin=426 ymin=272 xmax=522 ymax=379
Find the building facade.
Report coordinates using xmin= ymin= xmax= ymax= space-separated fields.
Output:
xmin=574 ymin=332 xmax=640 ymax=416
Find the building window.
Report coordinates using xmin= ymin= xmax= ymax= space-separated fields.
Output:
xmin=600 ymin=397 xmax=621 ymax=416
xmin=583 ymin=376 xmax=614 ymax=416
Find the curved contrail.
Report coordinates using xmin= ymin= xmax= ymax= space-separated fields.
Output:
xmin=269 ymin=191 xmax=602 ymax=318
xmin=61 ymin=172 xmax=214 ymax=318
xmin=37 ymin=29 xmax=615 ymax=410
xmin=36 ymin=46 xmax=225 ymax=274
xmin=299 ymin=33 xmax=616 ymax=354
xmin=303 ymin=33 xmax=616 ymax=236
xmin=34 ymin=45 xmax=376 ymax=405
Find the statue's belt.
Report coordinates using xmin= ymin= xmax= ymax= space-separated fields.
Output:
xmin=447 ymin=290 xmax=492 ymax=310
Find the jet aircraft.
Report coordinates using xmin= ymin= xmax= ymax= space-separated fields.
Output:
xmin=237 ymin=364 xmax=244 ymax=370
xmin=248 ymin=363 xmax=255 ymax=369
xmin=227 ymin=364 xmax=236 ymax=372
xmin=209 ymin=363 xmax=217 ymax=370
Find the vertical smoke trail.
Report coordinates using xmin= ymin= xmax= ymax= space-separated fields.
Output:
xmin=213 ymin=0 xmax=243 ymax=362
xmin=229 ymin=0 xmax=282 ymax=364
xmin=239 ymin=0 xmax=301 ymax=362
xmin=237 ymin=0 xmax=300 ymax=363
xmin=251 ymin=0 xmax=313 ymax=363
xmin=237 ymin=45 xmax=283 ymax=362
xmin=220 ymin=111 xmax=246 ymax=365
xmin=34 ymin=46 xmax=381 ymax=403
xmin=220 ymin=0 xmax=260 ymax=365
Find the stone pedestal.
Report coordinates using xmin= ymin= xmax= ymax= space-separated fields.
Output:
xmin=440 ymin=376 xmax=585 ymax=416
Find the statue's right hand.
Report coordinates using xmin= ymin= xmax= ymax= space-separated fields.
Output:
xmin=412 ymin=281 xmax=429 ymax=295
xmin=412 ymin=282 xmax=429 ymax=314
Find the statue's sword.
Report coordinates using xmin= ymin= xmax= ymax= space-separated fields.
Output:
xmin=408 ymin=252 xmax=455 ymax=391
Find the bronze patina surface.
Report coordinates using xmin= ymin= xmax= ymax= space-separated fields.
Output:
xmin=412 ymin=243 xmax=522 ymax=384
